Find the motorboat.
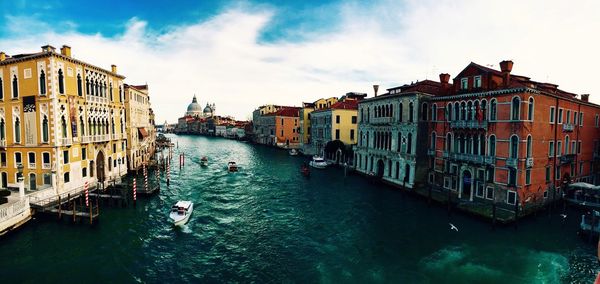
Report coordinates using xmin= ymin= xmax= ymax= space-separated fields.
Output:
xmin=309 ymin=156 xmax=328 ymax=169
xmin=300 ymin=163 xmax=310 ymax=177
xmin=169 ymin=201 xmax=193 ymax=226
xmin=580 ymin=210 xmax=600 ymax=235
xmin=565 ymin=182 xmax=600 ymax=210
xmin=228 ymin=161 xmax=239 ymax=172
xmin=200 ymin=156 xmax=208 ymax=167
xmin=289 ymin=149 xmax=299 ymax=156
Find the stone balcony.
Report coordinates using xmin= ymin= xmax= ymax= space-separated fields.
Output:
xmin=81 ymin=135 xmax=92 ymax=143
xmin=506 ymin=158 xmax=518 ymax=168
xmin=450 ymin=120 xmax=488 ymax=130
xmin=562 ymin=123 xmax=575 ymax=132
xmin=559 ymin=154 xmax=576 ymax=164
xmin=449 ymin=152 xmax=484 ymax=164
xmin=0 ymin=139 xmax=6 ymax=148
xmin=59 ymin=137 xmax=72 ymax=146
xmin=370 ymin=117 xmax=394 ymax=125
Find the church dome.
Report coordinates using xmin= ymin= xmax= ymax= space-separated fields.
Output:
xmin=203 ymin=104 xmax=212 ymax=114
xmin=186 ymin=95 xmax=202 ymax=116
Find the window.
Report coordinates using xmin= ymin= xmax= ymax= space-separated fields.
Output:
xmin=28 ymin=152 xmax=35 ymax=165
xmin=511 ymin=96 xmax=520 ymax=120
xmin=12 ymin=75 xmax=18 ymax=98
xmin=432 ymin=104 xmax=437 ymax=121
xmin=351 ymin=116 xmax=357 ymax=124
xmin=281 ymin=118 xmax=284 ymax=125
xmin=39 ymin=70 xmax=46 ymax=95
xmin=42 ymin=116 xmax=49 ymax=143
xmin=64 ymin=172 xmax=70 ymax=183
xmin=421 ymin=103 xmax=428 ymax=121
xmin=14 ymin=118 xmax=21 ymax=143
xmin=545 ymin=166 xmax=551 ymax=182
xmin=15 ymin=152 xmax=22 ymax=165
xmin=549 ymin=106 xmax=555 ymax=124
xmin=58 ymin=69 xmax=64 ymax=94
xmin=527 ymin=97 xmax=534 ymax=120
xmin=82 ymin=147 xmax=87 ymax=160
xmin=526 ymin=136 xmax=532 ymax=158
xmin=82 ymin=168 xmax=87 ymax=177
xmin=558 ymin=108 xmax=563 ymax=124
xmin=510 ymin=135 xmax=519 ymax=159
xmin=335 ymin=129 xmax=340 ymax=140
xmin=77 ymin=74 xmax=83 ymax=96
xmin=508 ymin=168 xmax=517 ymax=186
xmin=486 ymin=186 xmax=494 ymax=200
xmin=461 ymin=78 xmax=468 ymax=89
xmin=596 ymin=114 xmax=599 ymax=127
xmin=574 ymin=111 xmax=578 ymax=125
xmin=63 ymin=150 xmax=69 ymax=164
xmin=507 ymin=191 xmax=517 ymax=205
xmin=407 ymin=133 xmax=413 ymax=154
xmin=0 ymin=77 xmax=3 ymax=99
xmin=0 ymin=119 xmax=4 ymax=140
xmin=476 ymin=183 xmax=484 ymax=197
xmin=565 ymin=136 xmax=570 ymax=155
xmin=398 ymin=103 xmax=403 ymax=122
xmin=43 ymin=152 xmax=50 ymax=165
xmin=544 ymin=190 xmax=548 ymax=199
xmin=409 ymin=102 xmax=414 ymax=122
xmin=549 ymin=141 xmax=555 ymax=157
xmin=579 ymin=113 xmax=583 ymax=126
xmin=350 ymin=129 xmax=355 ymax=141
xmin=474 ymin=76 xmax=481 ymax=88
xmin=525 ymin=169 xmax=531 ymax=185
xmin=555 ymin=165 xmax=562 ymax=180
xmin=566 ymin=110 xmax=571 ymax=124
xmin=490 ymin=99 xmax=497 ymax=121
xmin=336 ymin=115 xmax=340 ymax=124
xmin=557 ymin=141 xmax=562 ymax=156
xmin=578 ymin=141 xmax=582 ymax=154
xmin=0 ymin=152 xmax=6 ymax=167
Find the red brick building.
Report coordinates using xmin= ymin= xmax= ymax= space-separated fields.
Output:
xmin=428 ymin=60 xmax=600 ymax=209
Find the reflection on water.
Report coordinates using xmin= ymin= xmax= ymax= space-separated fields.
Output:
xmin=0 ymin=134 xmax=598 ymax=283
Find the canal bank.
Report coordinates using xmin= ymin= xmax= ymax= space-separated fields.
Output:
xmin=0 ymin=134 xmax=597 ymax=283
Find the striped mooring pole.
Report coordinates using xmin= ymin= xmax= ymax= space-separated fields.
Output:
xmin=84 ymin=181 xmax=89 ymax=207
xmin=133 ymin=178 xmax=137 ymax=206
xmin=144 ymin=164 xmax=148 ymax=193
xmin=167 ymin=159 xmax=171 ymax=186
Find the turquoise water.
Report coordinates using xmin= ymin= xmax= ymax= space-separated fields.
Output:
xmin=0 ymin=134 xmax=598 ymax=283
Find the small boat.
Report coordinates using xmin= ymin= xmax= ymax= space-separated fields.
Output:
xmin=309 ymin=156 xmax=328 ymax=169
xmin=289 ymin=149 xmax=299 ymax=156
xmin=580 ymin=210 xmax=600 ymax=235
xmin=228 ymin=161 xmax=239 ymax=172
xmin=300 ymin=163 xmax=310 ymax=177
xmin=169 ymin=201 xmax=193 ymax=226
xmin=565 ymin=182 xmax=600 ymax=210
xmin=200 ymin=156 xmax=208 ymax=167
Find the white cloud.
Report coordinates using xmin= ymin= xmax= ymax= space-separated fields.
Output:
xmin=1 ymin=0 xmax=599 ymax=123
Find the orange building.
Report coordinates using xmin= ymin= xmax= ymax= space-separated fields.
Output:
xmin=428 ymin=60 xmax=600 ymax=210
xmin=271 ymin=107 xmax=300 ymax=148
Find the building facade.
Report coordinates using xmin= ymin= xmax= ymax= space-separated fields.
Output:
xmin=299 ymin=97 xmax=339 ymax=155
xmin=354 ymin=82 xmax=443 ymax=188
xmin=124 ymin=84 xmax=155 ymax=171
xmin=429 ymin=60 xmax=600 ymax=209
xmin=0 ymin=45 xmax=128 ymax=193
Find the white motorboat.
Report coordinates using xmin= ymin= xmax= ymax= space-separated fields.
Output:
xmin=200 ymin=156 xmax=208 ymax=167
xmin=169 ymin=201 xmax=193 ymax=226
xmin=228 ymin=161 xmax=239 ymax=172
xmin=309 ymin=156 xmax=328 ymax=169
xmin=289 ymin=149 xmax=299 ymax=156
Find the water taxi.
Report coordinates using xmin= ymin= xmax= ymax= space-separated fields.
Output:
xmin=309 ymin=156 xmax=328 ymax=169
xmin=228 ymin=161 xmax=239 ymax=172
xmin=169 ymin=201 xmax=193 ymax=226
xmin=200 ymin=156 xmax=208 ymax=167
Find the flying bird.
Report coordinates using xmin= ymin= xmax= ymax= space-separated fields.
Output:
xmin=449 ymin=223 xmax=459 ymax=232
xmin=560 ymin=214 xmax=567 ymax=219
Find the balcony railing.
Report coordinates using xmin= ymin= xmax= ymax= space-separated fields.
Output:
xmin=559 ymin=154 xmax=576 ymax=164
xmin=484 ymin=156 xmax=496 ymax=165
xmin=526 ymin=157 xmax=534 ymax=168
xmin=449 ymin=152 xmax=484 ymax=164
xmin=0 ymin=139 xmax=6 ymax=147
xmin=506 ymin=158 xmax=518 ymax=168
xmin=42 ymin=163 xmax=51 ymax=169
xmin=450 ymin=120 xmax=488 ymax=130
xmin=562 ymin=123 xmax=575 ymax=132
xmin=370 ymin=117 xmax=394 ymax=125
xmin=59 ymin=137 xmax=72 ymax=146
xmin=0 ymin=162 xmax=6 ymax=168
xmin=81 ymin=136 xmax=92 ymax=143
xmin=28 ymin=163 xmax=36 ymax=169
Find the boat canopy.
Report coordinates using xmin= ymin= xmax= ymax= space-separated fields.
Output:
xmin=173 ymin=201 xmax=192 ymax=209
xmin=569 ymin=182 xmax=600 ymax=190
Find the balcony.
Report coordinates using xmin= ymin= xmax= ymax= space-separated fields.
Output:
xmin=559 ymin=154 xmax=576 ymax=164
xmin=59 ymin=137 xmax=72 ymax=146
xmin=450 ymin=120 xmax=488 ymax=130
xmin=428 ymin=149 xmax=436 ymax=156
xmin=370 ymin=117 xmax=394 ymax=125
xmin=81 ymin=135 xmax=92 ymax=143
xmin=506 ymin=158 xmax=518 ymax=168
xmin=42 ymin=163 xmax=51 ymax=169
xmin=28 ymin=163 xmax=36 ymax=169
xmin=562 ymin=123 xmax=575 ymax=132
xmin=526 ymin=157 xmax=534 ymax=168
xmin=484 ymin=156 xmax=496 ymax=165
xmin=0 ymin=139 xmax=5 ymax=148
xmin=449 ymin=152 xmax=484 ymax=164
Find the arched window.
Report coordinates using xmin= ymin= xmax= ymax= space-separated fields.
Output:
xmin=111 ymin=118 xmax=115 ymax=134
xmin=528 ymin=97 xmax=534 ymax=121
xmin=431 ymin=132 xmax=436 ymax=149
xmin=467 ymin=101 xmax=473 ymax=120
xmin=446 ymin=103 xmax=452 ymax=121
xmin=385 ymin=105 xmax=390 ymax=117
xmin=510 ymin=135 xmax=519 ymax=159
xmin=409 ymin=102 xmax=414 ymax=122
xmin=404 ymin=164 xmax=411 ymax=183
xmin=390 ymin=105 xmax=394 ymax=118
xmin=479 ymin=133 xmax=485 ymax=155
xmin=421 ymin=102 xmax=428 ymax=121
xmin=398 ymin=103 xmax=403 ymax=122
xmin=407 ymin=133 xmax=413 ymax=154
xmin=366 ymin=132 xmax=369 ymax=148
xmin=397 ymin=132 xmax=402 ymax=152
xmin=511 ymin=96 xmax=520 ymax=121
xmin=80 ymin=117 xmax=85 ymax=136
xmin=526 ymin=135 xmax=532 ymax=157
xmin=454 ymin=102 xmax=459 ymax=121
xmin=432 ymin=104 xmax=437 ymax=121
xmin=77 ymin=74 xmax=83 ymax=96
xmin=58 ymin=69 xmax=64 ymax=94
xmin=61 ymin=116 xmax=67 ymax=138
xmin=460 ymin=102 xmax=466 ymax=120
xmin=490 ymin=99 xmax=497 ymax=121
xmin=565 ymin=135 xmax=570 ymax=154
xmin=481 ymin=99 xmax=487 ymax=121
xmin=446 ymin=133 xmax=452 ymax=151
xmin=454 ymin=134 xmax=459 ymax=153
xmin=42 ymin=116 xmax=49 ymax=142
xmin=488 ymin=135 xmax=496 ymax=156
xmin=108 ymin=157 xmax=112 ymax=171
xmin=14 ymin=117 xmax=21 ymax=143
xmin=0 ymin=119 xmax=4 ymax=140
xmin=86 ymin=78 xmax=90 ymax=95
xmin=0 ymin=77 xmax=3 ymax=100
xmin=110 ymin=83 xmax=113 ymax=101
xmin=39 ymin=70 xmax=46 ymax=95
xmin=12 ymin=75 xmax=19 ymax=98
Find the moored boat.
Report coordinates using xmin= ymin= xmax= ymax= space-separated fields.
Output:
xmin=309 ymin=156 xmax=328 ymax=169
xmin=565 ymin=182 xmax=600 ymax=210
xmin=580 ymin=210 xmax=600 ymax=235
xmin=228 ymin=161 xmax=239 ymax=172
xmin=289 ymin=149 xmax=299 ymax=156
xmin=169 ymin=201 xmax=193 ymax=226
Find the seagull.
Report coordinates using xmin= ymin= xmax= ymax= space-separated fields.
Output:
xmin=560 ymin=214 xmax=567 ymax=219
xmin=449 ymin=223 xmax=459 ymax=232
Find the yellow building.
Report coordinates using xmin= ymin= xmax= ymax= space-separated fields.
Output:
xmin=0 ymin=45 xmax=128 ymax=194
xmin=124 ymin=84 xmax=155 ymax=171
xmin=299 ymin=97 xmax=338 ymax=154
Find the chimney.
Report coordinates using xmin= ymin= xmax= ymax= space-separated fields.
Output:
xmin=581 ymin=94 xmax=589 ymax=102
xmin=60 ymin=45 xmax=71 ymax=57
xmin=439 ymin=73 xmax=450 ymax=86
xmin=373 ymin=85 xmax=379 ymax=97
xmin=499 ymin=60 xmax=513 ymax=87
xmin=0 ymin=52 xmax=5 ymax=62
xmin=111 ymin=64 xmax=117 ymax=73
xmin=41 ymin=45 xmax=56 ymax=53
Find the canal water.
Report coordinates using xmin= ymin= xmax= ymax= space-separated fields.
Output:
xmin=0 ymin=135 xmax=598 ymax=283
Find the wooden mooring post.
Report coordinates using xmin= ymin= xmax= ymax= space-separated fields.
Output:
xmin=58 ymin=195 xmax=62 ymax=219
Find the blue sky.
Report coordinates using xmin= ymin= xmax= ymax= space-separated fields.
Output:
xmin=1 ymin=0 xmax=599 ymax=122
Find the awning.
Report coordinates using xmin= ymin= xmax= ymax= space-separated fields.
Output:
xmin=138 ymin=128 xmax=148 ymax=138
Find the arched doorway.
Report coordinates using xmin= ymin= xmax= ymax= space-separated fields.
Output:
xmin=462 ymin=170 xmax=472 ymax=198
xmin=29 ymin=173 xmax=36 ymax=191
xmin=376 ymin=159 xmax=384 ymax=178
xmin=96 ymin=151 xmax=105 ymax=183
xmin=1 ymin=172 xmax=7 ymax=188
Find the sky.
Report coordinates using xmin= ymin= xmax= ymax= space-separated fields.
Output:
xmin=1 ymin=0 xmax=599 ymax=123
